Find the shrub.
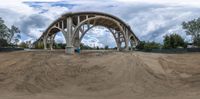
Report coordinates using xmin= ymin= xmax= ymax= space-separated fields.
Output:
xmin=0 ymin=39 xmax=9 ymax=47
xmin=163 ymin=33 xmax=185 ymax=49
xmin=136 ymin=41 xmax=161 ymax=51
xmin=144 ymin=41 xmax=161 ymax=51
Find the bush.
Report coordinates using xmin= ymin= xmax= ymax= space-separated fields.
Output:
xmin=55 ymin=43 xmax=66 ymax=49
xmin=19 ymin=42 xmax=28 ymax=48
xmin=0 ymin=39 xmax=9 ymax=47
xmin=96 ymin=46 xmax=99 ymax=50
xmin=35 ymin=42 xmax=44 ymax=49
xmin=80 ymin=43 xmax=92 ymax=50
xmin=163 ymin=33 xmax=186 ymax=49
xmin=136 ymin=41 xmax=145 ymax=50
xmin=144 ymin=41 xmax=161 ymax=51
xmin=104 ymin=45 xmax=109 ymax=50
xmin=193 ymin=36 xmax=200 ymax=47
xmin=136 ymin=41 xmax=161 ymax=51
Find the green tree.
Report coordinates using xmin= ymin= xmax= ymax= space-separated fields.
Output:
xmin=182 ymin=18 xmax=200 ymax=47
xmin=96 ymin=46 xmax=99 ymax=50
xmin=80 ymin=43 xmax=84 ymax=49
xmin=136 ymin=41 xmax=160 ymax=51
xmin=136 ymin=41 xmax=146 ymax=50
xmin=163 ymin=33 xmax=185 ymax=49
xmin=19 ymin=42 xmax=28 ymax=48
xmin=144 ymin=41 xmax=161 ymax=51
xmin=104 ymin=45 xmax=109 ymax=50
xmin=0 ymin=39 xmax=9 ymax=47
xmin=0 ymin=17 xmax=9 ymax=40
xmin=0 ymin=17 xmax=20 ymax=47
xmin=163 ymin=35 xmax=170 ymax=49
xmin=80 ymin=43 xmax=92 ymax=50
xmin=35 ymin=41 xmax=44 ymax=49
xmin=9 ymin=25 xmax=20 ymax=44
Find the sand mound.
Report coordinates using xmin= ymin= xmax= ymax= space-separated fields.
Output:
xmin=0 ymin=51 xmax=200 ymax=99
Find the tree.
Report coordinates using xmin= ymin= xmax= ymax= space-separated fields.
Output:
xmin=163 ymin=35 xmax=170 ymax=49
xmin=0 ymin=17 xmax=9 ymax=40
xmin=55 ymin=43 xmax=66 ymax=49
xmin=163 ymin=33 xmax=185 ymax=49
xmin=8 ymin=25 xmax=20 ymax=43
xmin=14 ymin=38 xmax=20 ymax=46
xmin=35 ymin=41 xmax=44 ymax=49
xmin=0 ymin=17 xmax=20 ymax=47
xmin=144 ymin=41 xmax=160 ymax=49
xmin=143 ymin=41 xmax=161 ymax=51
xmin=0 ymin=39 xmax=9 ymax=47
xmin=136 ymin=41 xmax=145 ymax=50
xmin=182 ymin=18 xmax=200 ymax=47
xmin=96 ymin=46 xmax=99 ymax=50
xmin=19 ymin=42 xmax=28 ymax=48
xmin=80 ymin=43 xmax=92 ymax=50
xmin=104 ymin=45 xmax=109 ymax=50
xmin=136 ymin=41 xmax=160 ymax=51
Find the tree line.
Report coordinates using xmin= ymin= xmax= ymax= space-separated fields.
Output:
xmin=136 ymin=33 xmax=187 ymax=51
xmin=136 ymin=17 xmax=200 ymax=51
xmin=0 ymin=17 xmax=21 ymax=47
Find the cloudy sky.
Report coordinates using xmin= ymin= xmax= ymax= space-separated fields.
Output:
xmin=0 ymin=0 xmax=200 ymax=47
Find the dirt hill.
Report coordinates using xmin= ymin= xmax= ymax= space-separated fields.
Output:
xmin=0 ymin=51 xmax=200 ymax=99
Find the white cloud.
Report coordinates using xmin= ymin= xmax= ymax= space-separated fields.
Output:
xmin=0 ymin=0 xmax=70 ymax=41
xmin=0 ymin=0 xmax=200 ymax=47
xmin=116 ymin=0 xmax=200 ymax=8
xmin=55 ymin=34 xmax=66 ymax=43
xmin=82 ymin=26 xmax=116 ymax=48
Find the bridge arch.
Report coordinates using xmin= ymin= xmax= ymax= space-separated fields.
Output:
xmin=34 ymin=12 xmax=140 ymax=53
xmin=75 ymin=25 xmax=119 ymax=49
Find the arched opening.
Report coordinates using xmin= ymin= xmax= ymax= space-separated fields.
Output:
xmin=80 ymin=26 xmax=117 ymax=50
xmin=44 ymin=29 xmax=69 ymax=50
xmin=54 ymin=32 xmax=66 ymax=49
xmin=72 ymin=17 xmax=128 ymax=51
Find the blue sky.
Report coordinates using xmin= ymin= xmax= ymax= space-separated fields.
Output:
xmin=0 ymin=0 xmax=200 ymax=47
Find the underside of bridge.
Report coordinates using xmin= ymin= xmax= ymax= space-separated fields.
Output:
xmin=34 ymin=12 xmax=140 ymax=54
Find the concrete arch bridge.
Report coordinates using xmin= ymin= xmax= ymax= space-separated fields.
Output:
xmin=34 ymin=12 xmax=140 ymax=54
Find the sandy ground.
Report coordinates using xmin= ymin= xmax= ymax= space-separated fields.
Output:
xmin=0 ymin=50 xmax=200 ymax=99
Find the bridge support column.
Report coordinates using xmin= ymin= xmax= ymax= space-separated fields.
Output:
xmin=117 ymin=42 xmax=121 ymax=51
xmin=65 ymin=17 xmax=74 ymax=54
xmin=43 ymin=37 xmax=47 ymax=50
xmin=74 ymin=30 xmax=81 ymax=49
xmin=130 ymin=41 xmax=133 ymax=51
xmin=117 ymin=33 xmax=121 ymax=51
xmin=50 ymin=35 xmax=55 ymax=50
xmin=124 ymin=29 xmax=129 ymax=51
xmin=125 ymin=45 xmax=129 ymax=51
xmin=65 ymin=46 xmax=74 ymax=54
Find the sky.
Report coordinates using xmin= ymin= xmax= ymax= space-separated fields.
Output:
xmin=0 ymin=0 xmax=200 ymax=47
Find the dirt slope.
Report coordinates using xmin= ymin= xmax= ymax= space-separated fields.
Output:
xmin=0 ymin=51 xmax=200 ymax=99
